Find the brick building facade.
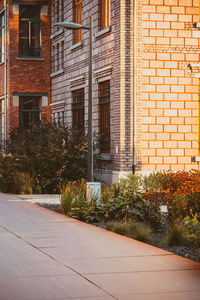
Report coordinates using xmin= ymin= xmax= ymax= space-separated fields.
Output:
xmin=51 ymin=0 xmax=200 ymax=184
xmin=138 ymin=0 xmax=200 ymax=174
xmin=0 ymin=0 xmax=51 ymax=146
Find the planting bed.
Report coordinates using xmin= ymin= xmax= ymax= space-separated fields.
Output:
xmin=36 ymin=202 xmax=199 ymax=262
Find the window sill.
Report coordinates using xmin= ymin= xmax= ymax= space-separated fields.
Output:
xmin=50 ymin=69 xmax=64 ymax=77
xmin=17 ymin=57 xmax=44 ymax=61
xmin=51 ymin=29 xmax=64 ymax=39
xmin=70 ymin=41 xmax=83 ymax=51
xmin=97 ymin=154 xmax=112 ymax=161
xmin=95 ymin=26 xmax=111 ymax=39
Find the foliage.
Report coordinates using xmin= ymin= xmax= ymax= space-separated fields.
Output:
xmin=60 ymin=175 xmax=162 ymax=227
xmin=106 ymin=221 xmax=153 ymax=243
xmin=163 ymin=221 xmax=190 ymax=247
xmin=143 ymin=170 xmax=200 ymax=221
xmin=131 ymin=221 xmax=153 ymax=243
xmin=0 ymin=122 xmax=87 ymax=194
xmin=60 ymin=179 xmax=86 ymax=214
xmin=110 ymin=175 xmax=162 ymax=227
xmin=13 ymin=172 xmax=34 ymax=194
xmin=184 ymin=214 xmax=200 ymax=248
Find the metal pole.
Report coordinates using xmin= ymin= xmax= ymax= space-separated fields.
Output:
xmin=88 ymin=16 xmax=93 ymax=182
xmin=4 ymin=0 xmax=8 ymax=150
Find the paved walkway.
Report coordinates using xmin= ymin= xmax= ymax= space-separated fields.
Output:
xmin=0 ymin=192 xmax=199 ymax=300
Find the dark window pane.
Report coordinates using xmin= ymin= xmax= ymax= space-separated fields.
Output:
xmin=72 ymin=89 xmax=84 ymax=131
xmin=0 ymin=13 xmax=5 ymax=63
xmin=100 ymin=81 xmax=110 ymax=153
xmin=19 ymin=5 xmax=41 ymax=57
xmin=20 ymin=5 xmax=40 ymax=20
xmin=19 ymin=96 xmax=41 ymax=128
xmin=31 ymin=22 xmax=40 ymax=48
xmin=19 ymin=20 xmax=29 ymax=37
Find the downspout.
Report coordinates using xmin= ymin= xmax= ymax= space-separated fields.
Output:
xmin=132 ymin=0 xmax=137 ymax=174
xmin=4 ymin=0 xmax=8 ymax=148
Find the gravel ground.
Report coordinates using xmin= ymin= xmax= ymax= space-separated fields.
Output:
xmin=16 ymin=194 xmax=199 ymax=262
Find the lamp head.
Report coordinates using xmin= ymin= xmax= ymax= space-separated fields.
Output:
xmin=55 ymin=22 xmax=90 ymax=30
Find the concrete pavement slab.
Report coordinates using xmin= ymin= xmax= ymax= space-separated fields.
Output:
xmin=86 ymin=270 xmax=200 ymax=297
xmin=0 ymin=192 xmax=200 ymax=300
xmin=0 ymin=274 xmax=107 ymax=300
xmin=116 ymin=291 xmax=200 ymax=300
xmin=47 ymin=254 xmax=200 ymax=274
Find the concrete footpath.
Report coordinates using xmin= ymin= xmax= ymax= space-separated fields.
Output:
xmin=0 ymin=192 xmax=199 ymax=300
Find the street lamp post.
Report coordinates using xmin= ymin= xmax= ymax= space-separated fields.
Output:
xmin=55 ymin=18 xmax=101 ymax=202
xmin=55 ymin=17 xmax=93 ymax=183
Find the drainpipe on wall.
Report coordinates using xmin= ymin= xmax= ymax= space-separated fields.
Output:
xmin=4 ymin=0 xmax=8 ymax=148
xmin=132 ymin=0 xmax=137 ymax=174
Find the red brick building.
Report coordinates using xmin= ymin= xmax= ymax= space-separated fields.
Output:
xmin=0 ymin=0 xmax=51 ymax=147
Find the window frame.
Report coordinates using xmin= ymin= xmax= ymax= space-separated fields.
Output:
xmin=74 ymin=0 xmax=82 ymax=44
xmin=0 ymin=12 xmax=5 ymax=63
xmin=19 ymin=4 xmax=42 ymax=58
xmin=0 ymin=98 xmax=5 ymax=147
xmin=19 ymin=95 xmax=41 ymax=128
xmin=52 ymin=111 xmax=64 ymax=125
xmin=51 ymin=40 xmax=64 ymax=74
xmin=100 ymin=0 xmax=110 ymax=31
xmin=72 ymin=88 xmax=84 ymax=131
xmin=99 ymin=80 xmax=110 ymax=153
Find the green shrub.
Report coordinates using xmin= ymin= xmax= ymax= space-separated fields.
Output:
xmin=184 ymin=214 xmax=200 ymax=248
xmin=13 ymin=172 xmax=34 ymax=194
xmin=131 ymin=221 xmax=153 ymax=243
xmin=108 ymin=175 xmax=162 ymax=227
xmin=106 ymin=221 xmax=153 ymax=243
xmin=60 ymin=175 xmax=162 ymax=227
xmin=106 ymin=222 xmax=133 ymax=236
xmin=60 ymin=179 xmax=86 ymax=214
xmin=0 ymin=122 xmax=87 ymax=194
xmin=163 ymin=221 xmax=190 ymax=247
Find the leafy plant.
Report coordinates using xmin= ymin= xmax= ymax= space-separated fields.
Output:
xmin=143 ymin=170 xmax=200 ymax=222
xmin=60 ymin=175 xmax=162 ymax=227
xmin=0 ymin=122 xmax=87 ymax=194
xmin=60 ymin=179 xmax=87 ymax=214
xmin=184 ymin=214 xmax=200 ymax=248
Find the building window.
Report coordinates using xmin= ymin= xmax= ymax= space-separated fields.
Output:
xmin=72 ymin=89 xmax=84 ymax=131
xmin=0 ymin=99 xmax=4 ymax=147
xmin=52 ymin=40 xmax=64 ymax=73
xmin=100 ymin=0 xmax=110 ymax=30
xmin=0 ymin=12 xmax=5 ymax=63
xmin=53 ymin=111 xmax=64 ymax=125
xmin=19 ymin=5 xmax=41 ymax=57
xmin=99 ymin=81 xmax=110 ymax=153
xmin=74 ymin=0 xmax=82 ymax=44
xmin=52 ymin=0 xmax=64 ymax=34
xmin=19 ymin=96 xmax=41 ymax=127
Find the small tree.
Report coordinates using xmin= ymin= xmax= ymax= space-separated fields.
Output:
xmin=0 ymin=122 xmax=87 ymax=194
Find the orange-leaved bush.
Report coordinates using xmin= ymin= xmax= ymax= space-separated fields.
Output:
xmin=143 ymin=170 xmax=200 ymax=221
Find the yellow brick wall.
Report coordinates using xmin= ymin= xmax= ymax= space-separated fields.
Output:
xmin=137 ymin=0 xmax=200 ymax=173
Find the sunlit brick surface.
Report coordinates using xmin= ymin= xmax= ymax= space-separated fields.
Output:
xmin=137 ymin=0 xmax=200 ymax=173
